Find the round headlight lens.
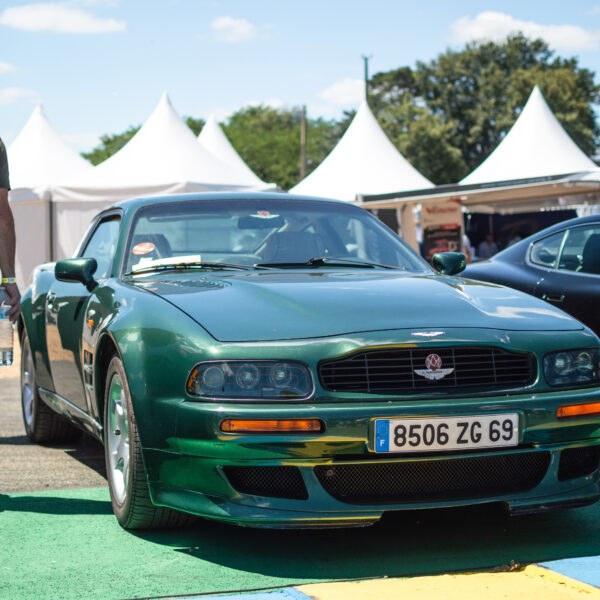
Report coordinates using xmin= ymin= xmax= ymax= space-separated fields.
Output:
xmin=575 ymin=351 xmax=594 ymax=372
xmin=235 ymin=363 xmax=260 ymax=389
xmin=552 ymin=352 xmax=572 ymax=375
xmin=201 ymin=365 xmax=225 ymax=390
xmin=269 ymin=363 xmax=293 ymax=388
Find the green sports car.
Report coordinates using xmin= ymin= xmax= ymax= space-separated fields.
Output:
xmin=19 ymin=192 xmax=600 ymax=529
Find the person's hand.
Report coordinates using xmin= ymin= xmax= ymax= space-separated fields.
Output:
xmin=3 ymin=281 xmax=21 ymax=323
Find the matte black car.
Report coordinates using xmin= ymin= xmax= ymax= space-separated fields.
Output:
xmin=463 ymin=214 xmax=600 ymax=335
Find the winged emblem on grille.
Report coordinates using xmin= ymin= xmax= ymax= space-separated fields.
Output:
xmin=411 ymin=331 xmax=445 ymax=338
xmin=414 ymin=353 xmax=454 ymax=381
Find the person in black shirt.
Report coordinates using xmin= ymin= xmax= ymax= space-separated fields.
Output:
xmin=0 ymin=138 xmax=20 ymax=321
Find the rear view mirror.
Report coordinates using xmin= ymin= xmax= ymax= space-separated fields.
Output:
xmin=55 ymin=258 xmax=98 ymax=292
xmin=432 ymin=252 xmax=467 ymax=276
xmin=238 ymin=214 xmax=285 ymax=229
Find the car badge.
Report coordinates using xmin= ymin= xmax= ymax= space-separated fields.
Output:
xmin=411 ymin=331 xmax=445 ymax=338
xmin=414 ymin=353 xmax=454 ymax=381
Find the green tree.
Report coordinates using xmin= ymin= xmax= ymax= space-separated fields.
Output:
xmin=223 ymin=105 xmax=344 ymax=189
xmin=371 ymin=34 xmax=599 ymax=183
xmin=185 ymin=117 xmax=205 ymax=137
xmin=82 ymin=126 xmax=140 ymax=165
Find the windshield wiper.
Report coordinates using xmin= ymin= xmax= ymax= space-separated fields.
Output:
xmin=255 ymin=257 xmax=403 ymax=270
xmin=125 ymin=261 xmax=251 ymax=276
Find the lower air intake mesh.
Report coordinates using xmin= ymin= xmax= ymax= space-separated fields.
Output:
xmin=558 ymin=446 xmax=600 ymax=481
xmin=315 ymin=452 xmax=550 ymax=504
xmin=224 ymin=466 xmax=308 ymax=500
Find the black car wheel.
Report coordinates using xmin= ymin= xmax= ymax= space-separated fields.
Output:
xmin=20 ymin=330 xmax=82 ymax=444
xmin=104 ymin=355 xmax=195 ymax=529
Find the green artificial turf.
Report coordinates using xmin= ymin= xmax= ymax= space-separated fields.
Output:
xmin=1 ymin=487 xmax=600 ymax=600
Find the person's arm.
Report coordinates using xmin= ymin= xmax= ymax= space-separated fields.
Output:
xmin=0 ymin=190 xmax=20 ymax=322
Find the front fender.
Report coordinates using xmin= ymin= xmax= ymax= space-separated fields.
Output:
xmin=103 ymin=291 xmax=218 ymax=452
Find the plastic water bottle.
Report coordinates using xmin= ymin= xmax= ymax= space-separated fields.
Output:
xmin=0 ymin=286 xmax=13 ymax=366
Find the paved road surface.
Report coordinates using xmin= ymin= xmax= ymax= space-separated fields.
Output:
xmin=0 ymin=372 xmax=106 ymax=493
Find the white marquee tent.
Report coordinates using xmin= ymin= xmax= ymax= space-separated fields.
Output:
xmin=461 ymin=86 xmax=597 ymax=185
xmin=48 ymin=93 xmax=273 ymax=263
xmin=198 ymin=115 xmax=273 ymax=188
xmin=290 ymin=100 xmax=433 ymax=201
xmin=8 ymin=105 xmax=92 ymax=189
xmin=7 ymin=105 xmax=92 ymax=288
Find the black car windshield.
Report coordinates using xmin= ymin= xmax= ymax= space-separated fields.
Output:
xmin=123 ymin=198 xmax=431 ymax=275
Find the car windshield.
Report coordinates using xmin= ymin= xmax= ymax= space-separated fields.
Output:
xmin=123 ymin=198 xmax=431 ymax=275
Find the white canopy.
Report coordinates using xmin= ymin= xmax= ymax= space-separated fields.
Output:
xmin=198 ymin=115 xmax=272 ymax=188
xmin=290 ymin=100 xmax=433 ymax=201
xmin=461 ymin=86 xmax=597 ymax=185
xmin=49 ymin=93 xmax=273 ymax=262
xmin=7 ymin=105 xmax=91 ymax=189
xmin=58 ymin=93 xmax=247 ymax=194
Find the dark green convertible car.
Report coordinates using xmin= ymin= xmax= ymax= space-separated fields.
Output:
xmin=19 ymin=193 xmax=600 ymax=529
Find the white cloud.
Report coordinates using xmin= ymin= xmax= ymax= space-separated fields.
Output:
xmin=451 ymin=12 xmax=600 ymax=51
xmin=0 ymin=87 xmax=40 ymax=106
xmin=589 ymin=6 xmax=600 ymax=15
xmin=317 ymin=78 xmax=365 ymax=105
xmin=0 ymin=61 xmax=15 ymax=74
xmin=0 ymin=2 xmax=126 ymax=34
xmin=210 ymin=16 xmax=258 ymax=42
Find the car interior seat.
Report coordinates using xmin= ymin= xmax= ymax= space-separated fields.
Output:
xmin=581 ymin=233 xmax=600 ymax=275
xmin=261 ymin=231 xmax=323 ymax=263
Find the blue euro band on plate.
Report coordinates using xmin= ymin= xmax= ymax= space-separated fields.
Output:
xmin=375 ymin=419 xmax=390 ymax=452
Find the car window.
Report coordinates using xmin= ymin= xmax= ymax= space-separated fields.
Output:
xmin=124 ymin=199 xmax=431 ymax=274
xmin=81 ymin=218 xmax=120 ymax=278
xmin=529 ymin=231 xmax=565 ymax=268
xmin=557 ymin=225 xmax=600 ymax=275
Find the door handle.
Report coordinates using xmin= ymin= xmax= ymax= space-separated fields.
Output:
xmin=46 ymin=292 xmax=57 ymax=312
xmin=541 ymin=293 xmax=565 ymax=304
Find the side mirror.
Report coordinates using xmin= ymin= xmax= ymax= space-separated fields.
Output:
xmin=55 ymin=258 xmax=98 ymax=292
xmin=432 ymin=252 xmax=467 ymax=276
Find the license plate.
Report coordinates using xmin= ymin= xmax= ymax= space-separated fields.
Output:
xmin=374 ymin=414 xmax=519 ymax=453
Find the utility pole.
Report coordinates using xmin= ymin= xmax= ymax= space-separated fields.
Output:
xmin=362 ymin=54 xmax=372 ymax=103
xmin=300 ymin=105 xmax=307 ymax=180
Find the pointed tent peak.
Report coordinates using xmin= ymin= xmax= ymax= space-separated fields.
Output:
xmin=460 ymin=85 xmax=597 ymax=185
xmin=198 ymin=113 xmax=270 ymax=187
xmin=65 ymin=92 xmax=257 ymax=189
xmin=8 ymin=105 xmax=90 ymax=188
xmin=290 ymin=99 xmax=433 ymax=201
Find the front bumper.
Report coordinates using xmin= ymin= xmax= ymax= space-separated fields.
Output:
xmin=142 ymin=387 xmax=600 ymax=527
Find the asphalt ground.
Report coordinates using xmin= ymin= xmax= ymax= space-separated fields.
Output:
xmin=0 ymin=353 xmax=106 ymax=493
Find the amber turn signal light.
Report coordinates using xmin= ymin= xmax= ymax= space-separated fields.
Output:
xmin=557 ymin=401 xmax=600 ymax=419
xmin=221 ymin=419 xmax=322 ymax=433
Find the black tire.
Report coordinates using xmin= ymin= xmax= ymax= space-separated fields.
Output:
xmin=103 ymin=355 xmax=195 ymax=530
xmin=21 ymin=330 xmax=82 ymax=444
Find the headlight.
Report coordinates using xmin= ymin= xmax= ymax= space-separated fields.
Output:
xmin=543 ymin=349 xmax=600 ymax=387
xmin=186 ymin=360 xmax=313 ymax=400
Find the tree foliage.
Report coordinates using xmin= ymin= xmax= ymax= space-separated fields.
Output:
xmin=82 ymin=126 xmax=140 ymax=166
xmin=223 ymin=105 xmax=347 ymax=189
xmin=371 ymin=34 xmax=599 ymax=183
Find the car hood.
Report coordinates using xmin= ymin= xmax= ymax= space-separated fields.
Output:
xmin=132 ymin=270 xmax=580 ymax=342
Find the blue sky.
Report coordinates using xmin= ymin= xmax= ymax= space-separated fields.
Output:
xmin=2 ymin=0 xmax=600 ymax=152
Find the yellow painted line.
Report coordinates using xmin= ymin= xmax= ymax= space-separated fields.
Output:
xmin=297 ymin=565 xmax=600 ymax=600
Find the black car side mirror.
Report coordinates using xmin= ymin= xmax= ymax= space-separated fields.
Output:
xmin=55 ymin=258 xmax=98 ymax=292
xmin=432 ymin=252 xmax=467 ymax=276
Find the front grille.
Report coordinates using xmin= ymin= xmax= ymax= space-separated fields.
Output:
xmin=223 ymin=466 xmax=308 ymax=500
xmin=319 ymin=346 xmax=535 ymax=395
xmin=314 ymin=452 xmax=550 ymax=504
xmin=558 ymin=446 xmax=600 ymax=481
